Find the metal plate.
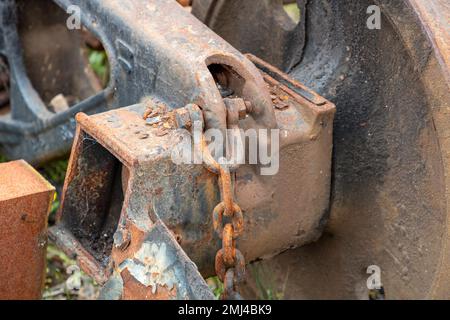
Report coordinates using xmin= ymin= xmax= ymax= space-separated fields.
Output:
xmin=0 ymin=160 xmax=55 ymax=299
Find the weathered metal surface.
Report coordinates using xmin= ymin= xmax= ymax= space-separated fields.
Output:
xmin=0 ymin=160 xmax=55 ymax=300
xmin=101 ymin=221 xmax=214 ymax=300
xmin=50 ymin=59 xmax=335 ymax=299
xmin=192 ymin=0 xmax=306 ymax=72
xmin=203 ymin=0 xmax=450 ymax=299
xmin=0 ymin=0 xmax=276 ymax=164
xmin=408 ymin=0 xmax=450 ymax=83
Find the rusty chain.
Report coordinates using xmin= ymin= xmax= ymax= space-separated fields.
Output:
xmin=212 ymin=164 xmax=245 ymax=300
xmin=178 ymin=103 xmax=246 ymax=299
xmin=194 ymin=117 xmax=245 ymax=300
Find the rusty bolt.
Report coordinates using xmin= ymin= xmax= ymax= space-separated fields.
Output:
xmin=224 ymin=98 xmax=248 ymax=120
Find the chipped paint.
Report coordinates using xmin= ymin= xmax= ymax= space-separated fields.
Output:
xmin=119 ymin=242 xmax=179 ymax=294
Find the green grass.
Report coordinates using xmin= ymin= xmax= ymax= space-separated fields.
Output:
xmin=41 ymin=159 xmax=68 ymax=185
xmin=44 ymin=244 xmax=99 ymax=300
xmin=39 ymin=158 xmax=68 ymax=223
xmin=88 ymin=49 xmax=109 ymax=88
xmin=0 ymin=153 xmax=7 ymax=163
xmin=207 ymin=277 xmax=224 ymax=299
xmin=250 ymin=264 xmax=285 ymax=300
xmin=284 ymin=3 xmax=301 ymax=24
xmin=49 ymin=196 xmax=60 ymax=218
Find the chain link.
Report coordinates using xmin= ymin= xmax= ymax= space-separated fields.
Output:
xmin=189 ymin=103 xmax=246 ymax=300
xmin=199 ymin=135 xmax=245 ymax=300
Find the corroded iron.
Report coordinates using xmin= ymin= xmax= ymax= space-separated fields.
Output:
xmin=0 ymin=160 xmax=55 ymax=300
xmin=201 ymin=0 xmax=450 ymax=299
xmin=50 ymin=57 xmax=335 ymax=299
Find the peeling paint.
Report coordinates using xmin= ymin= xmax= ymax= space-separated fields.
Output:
xmin=119 ymin=242 xmax=178 ymax=294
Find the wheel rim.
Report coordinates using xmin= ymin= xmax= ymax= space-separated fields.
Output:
xmin=193 ymin=0 xmax=450 ymax=299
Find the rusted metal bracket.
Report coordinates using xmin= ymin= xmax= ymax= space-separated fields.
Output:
xmin=50 ymin=55 xmax=335 ymax=299
xmin=0 ymin=0 xmax=276 ymax=164
xmin=0 ymin=160 xmax=55 ymax=299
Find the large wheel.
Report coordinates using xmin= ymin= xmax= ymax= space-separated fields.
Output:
xmin=193 ymin=0 xmax=450 ymax=299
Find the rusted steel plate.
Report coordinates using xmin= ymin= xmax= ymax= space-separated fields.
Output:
xmin=0 ymin=160 xmax=55 ymax=300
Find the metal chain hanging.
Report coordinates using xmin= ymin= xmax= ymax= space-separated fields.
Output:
xmin=196 ymin=120 xmax=246 ymax=300
xmin=213 ymin=165 xmax=245 ymax=300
